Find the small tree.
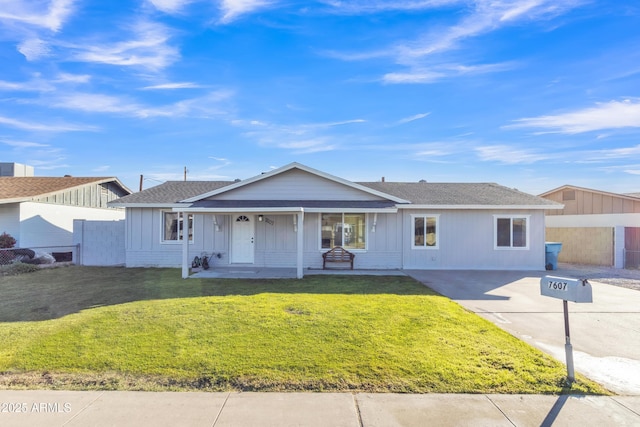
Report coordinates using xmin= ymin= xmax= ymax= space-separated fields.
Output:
xmin=0 ymin=232 xmax=16 ymax=249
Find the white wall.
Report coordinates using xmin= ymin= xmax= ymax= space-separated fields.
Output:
xmin=74 ymin=220 xmax=125 ymax=266
xmin=19 ymin=202 xmax=125 ymax=248
xmin=0 ymin=204 xmax=20 ymax=245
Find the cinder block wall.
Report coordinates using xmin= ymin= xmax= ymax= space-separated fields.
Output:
xmin=546 ymin=227 xmax=613 ymax=266
xmin=73 ymin=220 xmax=125 ymax=266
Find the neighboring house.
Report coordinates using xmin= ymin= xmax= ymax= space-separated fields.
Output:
xmin=110 ymin=163 xmax=561 ymax=278
xmin=0 ymin=173 xmax=132 ymax=249
xmin=540 ymin=185 xmax=640 ymax=268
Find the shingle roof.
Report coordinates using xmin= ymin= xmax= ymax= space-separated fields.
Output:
xmin=111 ymin=179 xmax=559 ymax=208
xmin=0 ymin=177 xmax=130 ymax=202
xmin=110 ymin=181 xmax=234 ymax=205
xmin=358 ymin=182 xmax=560 ymax=206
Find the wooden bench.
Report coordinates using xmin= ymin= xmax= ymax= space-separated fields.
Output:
xmin=322 ymin=246 xmax=355 ymax=270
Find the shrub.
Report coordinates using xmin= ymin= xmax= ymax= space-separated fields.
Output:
xmin=0 ymin=232 xmax=16 ymax=249
xmin=0 ymin=262 xmax=40 ymax=276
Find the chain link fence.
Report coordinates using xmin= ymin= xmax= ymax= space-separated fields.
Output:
xmin=0 ymin=245 xmax=79 ymax=266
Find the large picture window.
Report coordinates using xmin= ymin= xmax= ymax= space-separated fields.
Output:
xmin=321 ymin=213 xmax=366 ymax=250
xmin=495 ymin=215 xmax=528 ymax=249
xmin=412 ymin=214 xmax=439 ymax=249
xmin=162 ymin=211 xmax=193 ymax=243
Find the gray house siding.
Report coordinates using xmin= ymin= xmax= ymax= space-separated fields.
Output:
xmin=212 ymin=169 xmax=387 ymax=202
xmin=402 ymin=209 xmax=546 ymax=270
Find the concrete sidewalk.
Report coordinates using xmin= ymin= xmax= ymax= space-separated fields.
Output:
xmin=0 ymin=390 xmax=639 ymax=427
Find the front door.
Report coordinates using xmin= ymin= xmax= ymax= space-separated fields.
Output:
xmin=231 ymin=215 xmax=254 ymax=263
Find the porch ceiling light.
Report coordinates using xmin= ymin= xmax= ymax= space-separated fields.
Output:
xmin=258 ymin=215 xmax=264 ymax=222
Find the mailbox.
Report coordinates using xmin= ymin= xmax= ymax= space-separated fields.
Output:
xmin=540 ymin=275 xmax=592 ymax=303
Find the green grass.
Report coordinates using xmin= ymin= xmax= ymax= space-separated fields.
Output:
xmin=0 ymin=267 xmax=607 ymax=394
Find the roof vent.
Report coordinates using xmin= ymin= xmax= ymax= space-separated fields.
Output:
xmin=419 ymin=179 xmax=427 ymax=183
xmin=234 ymin=178 xmax=241 ymax=182
xmin=64 ymin=174 xmax=72 ymax=177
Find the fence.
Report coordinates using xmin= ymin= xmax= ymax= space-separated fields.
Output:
xmin=625 ymin=250 xmax=640 ymax=270
xmin=0 ymin=245 xmax=79 ymax=265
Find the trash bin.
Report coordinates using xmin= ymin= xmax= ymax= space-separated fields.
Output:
xmin=545 ymin=242 xmax=563 ymax=270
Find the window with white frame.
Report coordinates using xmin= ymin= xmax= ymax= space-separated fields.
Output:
xmin=494 ymin=215 xmax=529 ymax=249
xmin=412 ymin=214 xmax=439 ymax=249
xmin=162 ymin=211 xmax=193 ymax=243
xmin=320 ymin=213 xmax=366 ymax=250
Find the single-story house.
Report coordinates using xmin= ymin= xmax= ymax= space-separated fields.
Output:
xmin=540 ymin=185 xmax=640 ymax=268
xmin=110 ymin=163 xmax=561 ymax=278
xmin=0 ymin=172 xmax=131 ymax=250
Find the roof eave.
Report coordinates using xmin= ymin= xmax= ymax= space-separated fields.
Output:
xmin=396 ymin=204 xmax=564 ymax=210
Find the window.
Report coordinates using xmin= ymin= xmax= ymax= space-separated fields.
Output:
xmin=321 ymin=213 xmax=366 ymax=250
xmin=494 ymin=216 xmax=528 ymax=249
xmin=412 ymin=214 xmax=439 ymax=249
xmin=162 ymin=211 xmax=193 ymax=243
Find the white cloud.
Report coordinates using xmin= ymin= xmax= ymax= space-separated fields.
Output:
xmin=219 ymin=0 xmax=272 ymax=24
xmin=507 ymin=100 xmax=640 ymax=134
xmin=398 ymin=0 xmax=583 ymax=60
xmin=475 ymin=145 xmax=549 ymax=164
xmin=141 ymin=82 xmax=202 ymax=90
xmin=17 ymin=38 xmax=51 ymax=60
xmin=0 ymin=139 xmax=49 ymax=148
xmin=147 ymin=0 xmax=192 ymax=13
xmin=321 ymin=0 xmax=464 ymax=14
xmin=0 ymin=115 xmax=96 ymax=132
xmin=0 ymin=0 xmax=77 ymax=32
xmin=43 ymin=89 xmax=234 ymax=119
xmin=69 ymin=20 xmax=179 ymax=71
xmin=397 ymin=112 xmax=431 ymax=124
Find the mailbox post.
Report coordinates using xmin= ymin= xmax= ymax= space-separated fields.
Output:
xmin=540 ymin=275 xmax=593 ymax=382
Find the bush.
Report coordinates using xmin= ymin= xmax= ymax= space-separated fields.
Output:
xmin=0 ymin=262 xmax=40 ymax=276
xmin=0 ymin=232 xmax=16 ymax=249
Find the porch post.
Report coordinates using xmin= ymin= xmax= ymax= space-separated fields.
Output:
xmin=296 ymin=210 xmax=304 ymax=279
xmin=181 ymin=212 xmax=189 ymax=279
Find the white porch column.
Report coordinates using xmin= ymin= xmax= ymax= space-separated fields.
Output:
xmin=181 ymin=212 xmax=189 ymax=279
xmin=614 ymin=226 xmax=625 ymax=269
xmin=296 ymin=210 xmax=304 ymax=279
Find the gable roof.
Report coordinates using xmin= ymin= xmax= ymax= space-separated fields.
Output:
xmin=181 ymin=162 xmax=410 ymax=204
xmin=0 ymin=177 xmax=131 ymax=204
xmin=109 ymin=181 xmax=234 ymax=207
xmin=360 ymin=182 xmax=561 ymax=208
xmin=539 ymin=184 xmax=640 ymax=202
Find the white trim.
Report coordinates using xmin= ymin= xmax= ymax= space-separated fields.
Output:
xmin=318 ymin=212 xmax=368 ymax=252
xmin=113 ymin=203 xmax=188 ymax=208
xmin=410 ymin=214 xmax=440 ymax=250
xmin=493 ymin=214 xmax=530 ymax=250
xmin=304 ymin=207 xmax=397 ymax=213
xmin=173 ymin=207 xmax=303 ymax=213
xmin=160 ymin=210 xmax=193 ymax=244
xmin=397 ymin=204 xmax=561 ymax=210
xmin=181 ymin=162 xmax=410 ymax=204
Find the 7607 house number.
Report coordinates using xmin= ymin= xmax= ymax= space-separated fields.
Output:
xmin=1 ymin=402 xmax=71 ymax=413
xmin=547 ymin=280 xmax=569 ymax=291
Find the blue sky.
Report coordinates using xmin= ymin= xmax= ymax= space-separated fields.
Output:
xmin=0 ymin=1 xmax=639 ymax=195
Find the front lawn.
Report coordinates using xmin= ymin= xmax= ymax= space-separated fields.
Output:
xmin=0 ymin=267 xmax=606 ymax=393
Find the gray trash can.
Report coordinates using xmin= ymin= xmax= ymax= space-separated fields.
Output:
xmin=545 ymin=242 xmax=562 ymax=270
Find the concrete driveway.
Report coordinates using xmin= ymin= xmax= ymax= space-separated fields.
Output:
xmin=405 ymin=268 xmax=640 ymax=395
